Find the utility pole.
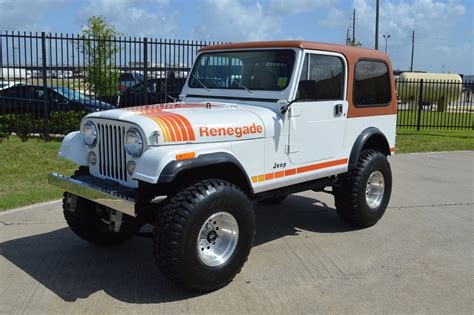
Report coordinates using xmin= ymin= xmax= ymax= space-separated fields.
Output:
xmin=352 ymin=9 xmax=356 ymax=45
xmin=375 ymin=0 xmax=380 ymax=49
xmin=346 ymin=28 xmax=350 ymax=45
xmin=410 ymin=30 xmax=415 ymax=72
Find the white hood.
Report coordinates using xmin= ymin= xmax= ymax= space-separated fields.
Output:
xmin=85 ymin=102 xmax=279 ymax=145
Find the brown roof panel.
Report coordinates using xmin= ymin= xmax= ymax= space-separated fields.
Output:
xmin=200 ymin=40 xmax=387 ymax=60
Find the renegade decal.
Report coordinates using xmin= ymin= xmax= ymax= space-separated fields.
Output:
xmin=199 ymin=123 xmax=263 ymax=138
xmin=251 ymin=158 xmax=348 ymax=183
xmin=142 ymin=112 xmax=196 ymax=143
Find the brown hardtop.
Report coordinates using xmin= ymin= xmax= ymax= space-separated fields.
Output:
xmin=200 ymin=40 xmax=388 ymax=63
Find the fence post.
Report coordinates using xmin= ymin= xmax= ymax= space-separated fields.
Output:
xmin=143 ymin=37 xmax=148 ymax=105
xmin=416 ymin=79 xmax=424 ymax=131
xmin=41 ymin=32 xmax=49 ymax=140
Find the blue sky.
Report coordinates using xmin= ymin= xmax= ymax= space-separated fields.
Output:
xmin=1 ymin=0 xmax=473 ymax=74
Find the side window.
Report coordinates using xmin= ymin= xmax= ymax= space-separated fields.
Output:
xmin=10 ymin=86 xmax=30 ymax=99
xmin=354 ymin=60 xmax=391 ymax=106
xmin=33 ymin=87 xmax=45 ymax=99
xmin=297 ymin=54 xmax=344 ymax=101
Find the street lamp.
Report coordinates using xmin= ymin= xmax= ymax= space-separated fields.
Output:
xmin=382 ymin=34 xmax=391 ymax=53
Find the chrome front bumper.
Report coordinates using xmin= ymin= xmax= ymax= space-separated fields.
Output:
xmin=48 ymin=173 xmax=136 ymax=216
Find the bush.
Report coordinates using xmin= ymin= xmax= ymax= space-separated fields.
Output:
xmin=0 ymin=111 xmax=86 ymax=141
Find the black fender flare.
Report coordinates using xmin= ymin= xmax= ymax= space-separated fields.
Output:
xmin=158 ymin=152 xmax=253 ymax=191
xmin=348 ymin=127 xmax=390 ymax=170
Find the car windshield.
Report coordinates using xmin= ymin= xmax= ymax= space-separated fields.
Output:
xmin=51 ymin=86 xmax=90 ymax=101
xmin=188 ymin=50 xmax=295 ymax=91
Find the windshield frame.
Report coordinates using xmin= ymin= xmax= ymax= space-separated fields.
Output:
xmin=187 ymin=49 xmax=297 ymax=92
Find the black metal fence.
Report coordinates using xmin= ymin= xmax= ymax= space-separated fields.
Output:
xmin=396 ymin=79 xmax=473 ymax=130
xmin=0 ymin=31 xmax=222 ymax=137
xmin=0 ymin=31 xmax=473 ymax=139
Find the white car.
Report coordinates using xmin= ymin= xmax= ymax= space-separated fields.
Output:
xmin=49 ymin=40 xmax=397 ymax=292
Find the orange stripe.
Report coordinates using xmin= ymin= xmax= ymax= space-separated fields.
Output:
xmin=285 ymin=168 xmax=296 ymax=176
xmin=155 ymin=113 xmax=177 ymax=142
xmin=159 ymin=112 xmax=183 ymax=142
xmin=390 ymin=147 xmax=395 ymax=153
xmin=297 ymin=158 xmax=348 ymax=174
xmin=163 ymin=112 xmax=190 ymax=141
xmin=265 ymin=173 xmax=274 ymax=180
xmin=175 ymin=113 xmax=196 ymax=141
xmin=252 ymin=158 xmax=348 ymax=184
xmin=144 ymin=114 xmax=170 ymax=142
xmin=274 ymin=171 xmax=285 ymax=178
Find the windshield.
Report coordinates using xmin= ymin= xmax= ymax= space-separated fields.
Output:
xmin=51 ymin=86 xmax=90 ymax=101
xmin=188 ymin=50 xmax=295 ymax=91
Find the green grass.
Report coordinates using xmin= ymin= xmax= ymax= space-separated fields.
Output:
xmin=0 ymin=136 xmax=77 ymax=211
xmin=395 ymin=129 xmax=474 ymax=154
xmin=0 ymin=129 xmax=473 ymax=211
xmin=397 ymin=110 xmax=473 ymax=129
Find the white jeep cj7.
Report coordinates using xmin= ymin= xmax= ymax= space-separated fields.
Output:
xmin=49 ymin=41 xmax=397 ymax=292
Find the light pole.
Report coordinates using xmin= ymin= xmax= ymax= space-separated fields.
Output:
xmin=383 ymin=34 xmax=391 ymax=53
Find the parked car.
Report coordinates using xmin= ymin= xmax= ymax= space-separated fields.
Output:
xmin=119 ymin=74 xmax=187 ymax=107
xmin=0 ymin=85 xmax=114 ymax=117
xmin=50 ymin=40 xmax=397 ymax=292
xmin=118 ymin=71 xmax=144 ymax=93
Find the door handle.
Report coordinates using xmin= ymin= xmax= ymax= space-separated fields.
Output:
xmin=334 ymin=104 xmax=343 ymax=117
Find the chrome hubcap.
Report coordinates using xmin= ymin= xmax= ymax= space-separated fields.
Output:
xmin=197 ymin=212 xmax=239 ymax=267
xmin=366 ymin=171 xmax=385 ymax=209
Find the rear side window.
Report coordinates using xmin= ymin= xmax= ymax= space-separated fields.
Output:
xmin=297 ymin=54 xmax=344 ymax=101
xmin=354 ymin=60 xmax=391 ymax=106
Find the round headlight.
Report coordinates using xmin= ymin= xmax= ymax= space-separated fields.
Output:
xmin=81 ymin=121 xmax=97 ymax=147
xmin=125 ymin=128 xmax=143 ymax=157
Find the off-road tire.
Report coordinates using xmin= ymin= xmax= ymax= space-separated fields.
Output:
xmin=154 ymin=179 xmax=255 ymax=292
xmin=63 ymin=169 xmax=140 ymax=246
xmin=258 ymin=195 xmax=287 ymax=205
xmin=334 ymin=150 xmax=392 ymax=228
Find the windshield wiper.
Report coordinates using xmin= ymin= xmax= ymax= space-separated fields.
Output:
xmin=231 ymin=78 xmax=252 ymax=94
xmin=191 ymin=74 xmax=210 ymax=91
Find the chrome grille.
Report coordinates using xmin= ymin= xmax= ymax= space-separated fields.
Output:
xmin=97 ymin=122 xmax=127 ymax=183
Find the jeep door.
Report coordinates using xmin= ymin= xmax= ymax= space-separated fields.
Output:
xmin=288 ymin=52 xmax=347 ymax=165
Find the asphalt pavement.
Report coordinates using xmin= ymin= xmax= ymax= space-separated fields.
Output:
xmin=1 ymin=151 xmax=473 ymax=314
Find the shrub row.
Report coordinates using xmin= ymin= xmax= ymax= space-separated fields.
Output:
xmin=0 ymin=111 xmax=86 ymax=142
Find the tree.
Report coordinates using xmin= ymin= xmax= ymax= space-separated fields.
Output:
xmin=79 ymin=16 xmax=121 ymax=96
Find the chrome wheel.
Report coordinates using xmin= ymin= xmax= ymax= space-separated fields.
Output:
xmin=197 ymin=211 xmax=239 ymax=267
xmin=366 ymin=171 xmax=385 ymax=209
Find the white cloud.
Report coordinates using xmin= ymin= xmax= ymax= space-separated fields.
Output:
xmin=195 ymin=0 xmax=281 ymax=41
xmin=78 ymin=0 xmax=177 ymax=38
xmin=269 ymin=0 xmax=332 ymax=15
